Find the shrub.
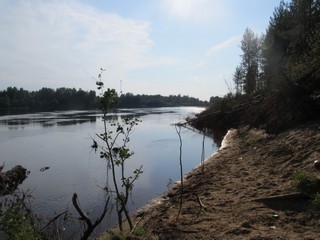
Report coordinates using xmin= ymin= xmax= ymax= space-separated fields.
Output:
xmin=312 ymin=192 xmax=320 ymax=208
xmin=294 ymin=171 xmax=320 ymax=197
xmin=102 ymin=227 xmax=146 ymax=240
xmin=0 ymin=192 xmax=46 ymax=240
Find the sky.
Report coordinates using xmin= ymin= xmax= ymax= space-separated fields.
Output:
xmin=0 ymin=0 xmax=285 ymax=101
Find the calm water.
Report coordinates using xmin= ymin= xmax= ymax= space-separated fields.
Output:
xmin=0 ymin=107 xmax=218 ymax=237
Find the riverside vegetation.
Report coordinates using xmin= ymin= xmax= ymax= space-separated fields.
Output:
xmin=1 ymin=0 xmax=320 ymax=239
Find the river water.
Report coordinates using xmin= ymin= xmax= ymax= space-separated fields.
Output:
xmin=0 ymin=107 xmax=218 ymax=237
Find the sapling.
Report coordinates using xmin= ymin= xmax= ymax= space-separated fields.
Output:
xmin=94 ymin=69 xmax=142 ymax=231
xmin=174 ymin=124 xmax=183 ymax=221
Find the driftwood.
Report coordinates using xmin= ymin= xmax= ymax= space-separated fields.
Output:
xmin=43 ymin=210 xmax=68 ymax=229
xmin=193 ymin=192 xmax=207 ymax=211
xmin=72 ymin=193 xmax=110 ymax=240
xmin=0 ymin=165 xmax=28 ymax=196
xmin=252 ymin=192 xmax=309 ymax=204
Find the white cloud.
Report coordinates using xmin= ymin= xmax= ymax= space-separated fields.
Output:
xmin=161 ymin=0 xmax=228 ymax=23
xmin=206 ymin=35 xmax=241 ymax=56
xmin=0 ymin=1 xmax=172 ymax=90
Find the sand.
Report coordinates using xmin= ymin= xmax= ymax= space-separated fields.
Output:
xmin=130 ymin=123 xmax=320 ymax=239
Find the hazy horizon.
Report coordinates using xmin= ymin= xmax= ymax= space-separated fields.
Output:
xmin=0 ymin=0 xmax=286 ymax=101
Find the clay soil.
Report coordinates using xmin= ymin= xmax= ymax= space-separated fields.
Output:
xmin=131 ymin=122 xmax=320 ymax=240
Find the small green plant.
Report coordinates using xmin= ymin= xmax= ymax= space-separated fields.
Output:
xmin=312 ymin=192 xmax=320 ymax=208
xmin=244 ymin=135 xmax=267 ymax=147
xmin=103 ymin=230 xmax=128 ymax=240
xmin=131 ymin=225 xmax=146 ymax=237
xmin=244 ymin=138 xmax=258 ymax=146
xmin=0 ymin=191 xmax=46 ymax=240
xmin=102 ymin=226 xmax=146 ymax=240
xmin=294 ymin=170 xmax=320 ymax=196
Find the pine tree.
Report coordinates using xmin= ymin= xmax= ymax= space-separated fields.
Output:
xmin=239 ymin=28 xmax=263 ymax=94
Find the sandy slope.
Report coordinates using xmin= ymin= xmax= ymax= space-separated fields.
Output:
xmin=132 ymin=122 xmax=320 ymax=240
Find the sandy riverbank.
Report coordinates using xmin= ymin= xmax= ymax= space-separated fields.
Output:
xmin=112 ymin=122 xmax=320 ymax=240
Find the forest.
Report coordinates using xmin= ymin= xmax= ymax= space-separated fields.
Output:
xmin=232 ymin=0 xmax=320 ymax=95
xmin=192 ymin=0 xmax=320 ymax=134
xmin=0 ymin=87 xmax=210 ymax=113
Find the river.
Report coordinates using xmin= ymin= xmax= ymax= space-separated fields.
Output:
xmin=0 ymin=107 xmax=218 ymax=238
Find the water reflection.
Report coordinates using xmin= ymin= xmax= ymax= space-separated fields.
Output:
xmin=0 ymin=111 xmax=99 ymax=128
xmin=0 ymin=107 xmax=218 ymax=238
xmin=0 ymin=109 xmax=180 ymax=129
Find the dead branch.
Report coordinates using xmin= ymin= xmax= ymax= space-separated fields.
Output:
xmin=193 ymin=192 xmax=207 ymax=211
xmin=43 ymin=210 xmax=68 ymax=229
xmin=72 ymin=193 xmax=110 ymax=240
xmin=191 ymin=191 xmax=207 ymax=221
xmin=174 ymin=125 xmax=184 ymax=222
xmin=252 ymin=192 xmax=309 ymax=203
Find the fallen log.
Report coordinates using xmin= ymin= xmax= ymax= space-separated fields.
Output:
xmin=0 ymin=165 xmax=28 ymax=196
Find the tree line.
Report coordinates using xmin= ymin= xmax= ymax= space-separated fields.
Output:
xmin=117 ymin=92 xmax=209 ymax=108
xmin=233 ymin=0 xmax=320 ymax=96
xmin=0 ymin=87 xmax=210 ymax=112
xmin=0 ymin=87 xmax=97 ymax=111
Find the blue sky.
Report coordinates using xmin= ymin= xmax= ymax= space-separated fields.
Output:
xmin=0 ymin=0 xmax=284 ymax=101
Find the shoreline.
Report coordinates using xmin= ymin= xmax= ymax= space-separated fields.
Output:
xmin=102 ymin=123 xmax=320 ymax=239
xmin=135 ymin=129 xmax=236 ymax=218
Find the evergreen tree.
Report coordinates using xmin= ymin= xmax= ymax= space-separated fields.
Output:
xmin=239 ymin=28 xmax=263 ymax=94
xmin=233 ymin=65 xmax=245 ymax=94
xmin=263 ymin=0 xmax=291 ymax=89
xmin=263 ymin=0 xmax=320 ymax=91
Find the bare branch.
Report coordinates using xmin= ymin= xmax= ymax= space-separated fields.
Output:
xmin=72 ymin=193 xmax=92 ymax=228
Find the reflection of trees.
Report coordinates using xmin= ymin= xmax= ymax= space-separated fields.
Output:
xmin=1 ymin=112 xmax=98 ymax=128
